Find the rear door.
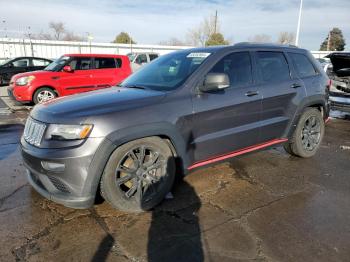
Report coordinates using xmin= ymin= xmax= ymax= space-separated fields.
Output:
xmin=57 ymin=57 xmax=96 ymax=95
xmin=91 ymin=57 xmax=123 ymax=88
xmin=287 ymin=52 xmax=321 ymax=97
xmin=254 ymin=51 xmax=306 ymax=142
xmin=191 ymin=51 xmax=262 ymax=162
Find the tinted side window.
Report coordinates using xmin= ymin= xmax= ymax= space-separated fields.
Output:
xmin=32 ymin=59 xmax=50 ymax=66
xmin=208 ymin=52 xmax=253 ymax=87
xmin=136 ymin=54 xmax=147 ymax=64
xmin=289 ymin=53 xmax=317 ymax=78
xmin=256 ymin=52 xmax=290 ymax=82
xmin=116 ymin=58 xmax=122 ymax=68
xmin=13 ymin=58 xmax=30 ymax=67
xmin=149 ymin=54 xmax=159 ymax=61
xmin=69 ymin=57 xmax=92 ymax=70
xmin=94 ymin=58 xmax=116 ymax=69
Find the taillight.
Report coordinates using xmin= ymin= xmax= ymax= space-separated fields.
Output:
xmin=327 ymin=79 xmax=332 ymax=90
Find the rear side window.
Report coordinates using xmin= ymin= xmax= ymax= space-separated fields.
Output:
xmin=149 ymin=54 xmax=159 ymax=61
xmin=209 ymin=51 xmax=253 ymax=87
xmin=256 ymin=52 xmax=290 ymax=82
xmin=136 ymin=54 xmax=148 ymax=64
xmin=116 ymin=58 xmax=122 ymax=68
xmin=32 ymin=59 xmax=50 ymax=66
xmin=94 ymin=58 xmax=117 ymax=69
xmin=289 ymin=53 xmax=317 ymax=78
xmin=69 ymin=57 xmax=92 ymax=70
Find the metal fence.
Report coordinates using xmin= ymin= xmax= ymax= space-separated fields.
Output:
xmin=0 ymin=37 xmax=335 ymax=62
xmin=0 ymin=38 xmax=192 ymax=61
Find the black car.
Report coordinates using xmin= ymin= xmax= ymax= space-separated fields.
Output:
xmin=0 ymin=56 xmax=52 ymax=85
xmin=20 ymin=43 xmax=330 ymax=212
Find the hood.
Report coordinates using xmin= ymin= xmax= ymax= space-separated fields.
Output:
xmin=326 ymin=52 xmax=350 ymax=77
xmin=31 ymin=87 xmax=166 ymax=123
xmin=11 ymin=70 xmax=53 ymax=80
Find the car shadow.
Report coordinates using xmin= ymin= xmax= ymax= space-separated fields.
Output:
xmin=147 ymin=157 xmax=204 ymax=261
xmin=91 ymin=234 xmax=115 ymax=262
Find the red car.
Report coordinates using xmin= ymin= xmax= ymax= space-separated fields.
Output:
xmin=8 ymin=54 xmax=132 ymax=104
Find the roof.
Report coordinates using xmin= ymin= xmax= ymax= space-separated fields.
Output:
xmin=174 ymin=42 xmax=303 ymax=55
xmin=7 ymin=56 xmax=52 ymax=60
xmin=64 ymin=54 xmax=127 ymax=58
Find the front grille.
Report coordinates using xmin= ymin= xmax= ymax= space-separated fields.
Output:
xmin=47 ymin=176 xmax=70 ymax=194
xmin=23 ymin=118 xmax=46 ymax=147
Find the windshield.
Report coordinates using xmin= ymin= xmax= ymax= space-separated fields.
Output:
xmin=44 ymin=56 xmax=70 ymax=71
xmin=127 ymin=53 xmax=136 ymax=62
xmin=0 ymin=58 xmax=12 ymax=66
xmin=121 ymin=51 xmax=211 ymax=91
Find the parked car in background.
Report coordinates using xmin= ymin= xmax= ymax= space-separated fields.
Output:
xmin=127 ymin=52 xmax=159 ymax=72
xmin=0 ymin=56 xmax=52 ymax=85
xmin=325 ymin=52 xmax=350 ymax=111
xmin=8 ymin=54 xmax=131 ymax=104
xmin=21 ymin=44 xmax=330 ymax=212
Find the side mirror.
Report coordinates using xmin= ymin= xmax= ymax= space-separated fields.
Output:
xmin=200 ymin=73 xmax=230 ymax=92
xmin=63 ymin=65 xmax=74 ymax=73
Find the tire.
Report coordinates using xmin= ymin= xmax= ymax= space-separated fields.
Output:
xmin=100 ymin=137 xmax=176 ymax=212
xmin=33 ymin=87 xmax=57 ymax=104
xmin=284 ymin=108 xmax=324 ymax=158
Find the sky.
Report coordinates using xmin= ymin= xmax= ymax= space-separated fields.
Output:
xmin=0 ymin=0 xmax=349 ymax=50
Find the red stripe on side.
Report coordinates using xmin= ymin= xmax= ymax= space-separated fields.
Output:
xmin=325 ymin=117 xmax=330 ymax=124
xmin=187 ymin=138 xmax=288 ymax=170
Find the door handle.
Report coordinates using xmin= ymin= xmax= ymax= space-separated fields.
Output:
xmin=291 ymin=83 xmax=302 ymax=88
xmin=245 ymin=91 xmax=259 ymax=97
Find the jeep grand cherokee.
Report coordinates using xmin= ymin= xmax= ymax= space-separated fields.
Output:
xmin=21 ymin=43 xmax=330 ymax=212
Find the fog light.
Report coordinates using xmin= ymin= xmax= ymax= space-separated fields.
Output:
xmin=41 ymin=161 xmax=65 ymax=172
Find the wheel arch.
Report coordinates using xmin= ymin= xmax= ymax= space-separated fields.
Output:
xmin=83 ymin=123 xmax=189 ymax=200
xmin=32 ymin=85 xmax=60 ymax=101
xmin=285 ymin=97 xmax=328 ymax=139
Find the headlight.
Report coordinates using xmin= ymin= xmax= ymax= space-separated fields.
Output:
xmin=45 ymin=124 xmax=93 ymax=140
xmin=15 ymin=76 xmax=35 ymax=86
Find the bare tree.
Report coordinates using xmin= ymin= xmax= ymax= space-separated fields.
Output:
xmin=187 ymin=14 xmax=218 ymax=46
xmin=248 ymin=34 xmax=272 ymax=43
xmin=277 ymin=32 xmax=295 ymax=45
xmin=49 ymin=22 xmax=65 ymax=40
xmin=63 ymin=31 xmax=86 ymax=42
xmin=159 ymin=37 xmax=187 ymax=46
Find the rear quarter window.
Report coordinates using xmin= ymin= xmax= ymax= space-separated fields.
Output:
xmin=256 ymin=51 xmax=291 ymax=82
xmin=289 ymin=53 xmax=318 ymax=78
xmin=149 ymin=54 xmax=159 ymax=61
xmin=94 ymin=58 xmax=117 ymax=69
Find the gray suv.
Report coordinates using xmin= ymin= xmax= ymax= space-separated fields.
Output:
xmin=21 ymin=43 xmax=330 ymax=212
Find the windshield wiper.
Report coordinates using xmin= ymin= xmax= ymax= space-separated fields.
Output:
xmin=123 ymin=85 xmax=148 ymax=90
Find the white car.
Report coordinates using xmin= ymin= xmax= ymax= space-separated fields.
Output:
xmin=127 ymin=52 xmax=159 ymax=72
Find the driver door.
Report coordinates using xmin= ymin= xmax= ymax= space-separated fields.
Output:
xmin=58 ymin=57 xmax=96 ymax=95
xmin=191 ymin=51 xmax=262 ymax=162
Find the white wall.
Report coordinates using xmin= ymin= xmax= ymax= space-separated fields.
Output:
xmin=0 ymin=38 xmax=193 ymax=61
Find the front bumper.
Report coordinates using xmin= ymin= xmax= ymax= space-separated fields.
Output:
xmin=8 ymin=83 xmax=32 ymax=102
xmin=21 ymin=136 xmax=107 ymax=209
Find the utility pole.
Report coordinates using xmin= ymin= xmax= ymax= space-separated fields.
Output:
xmin=327 ymin=31 xmax=331 ymax=51
xmin=214 ymin=10 xmax=218 ymax=34
xmin=295 ymin=0 xmax=303 ymax=46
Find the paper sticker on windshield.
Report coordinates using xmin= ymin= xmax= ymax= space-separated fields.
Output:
xmin=187 ymin=52 xmax=211 ymax=58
